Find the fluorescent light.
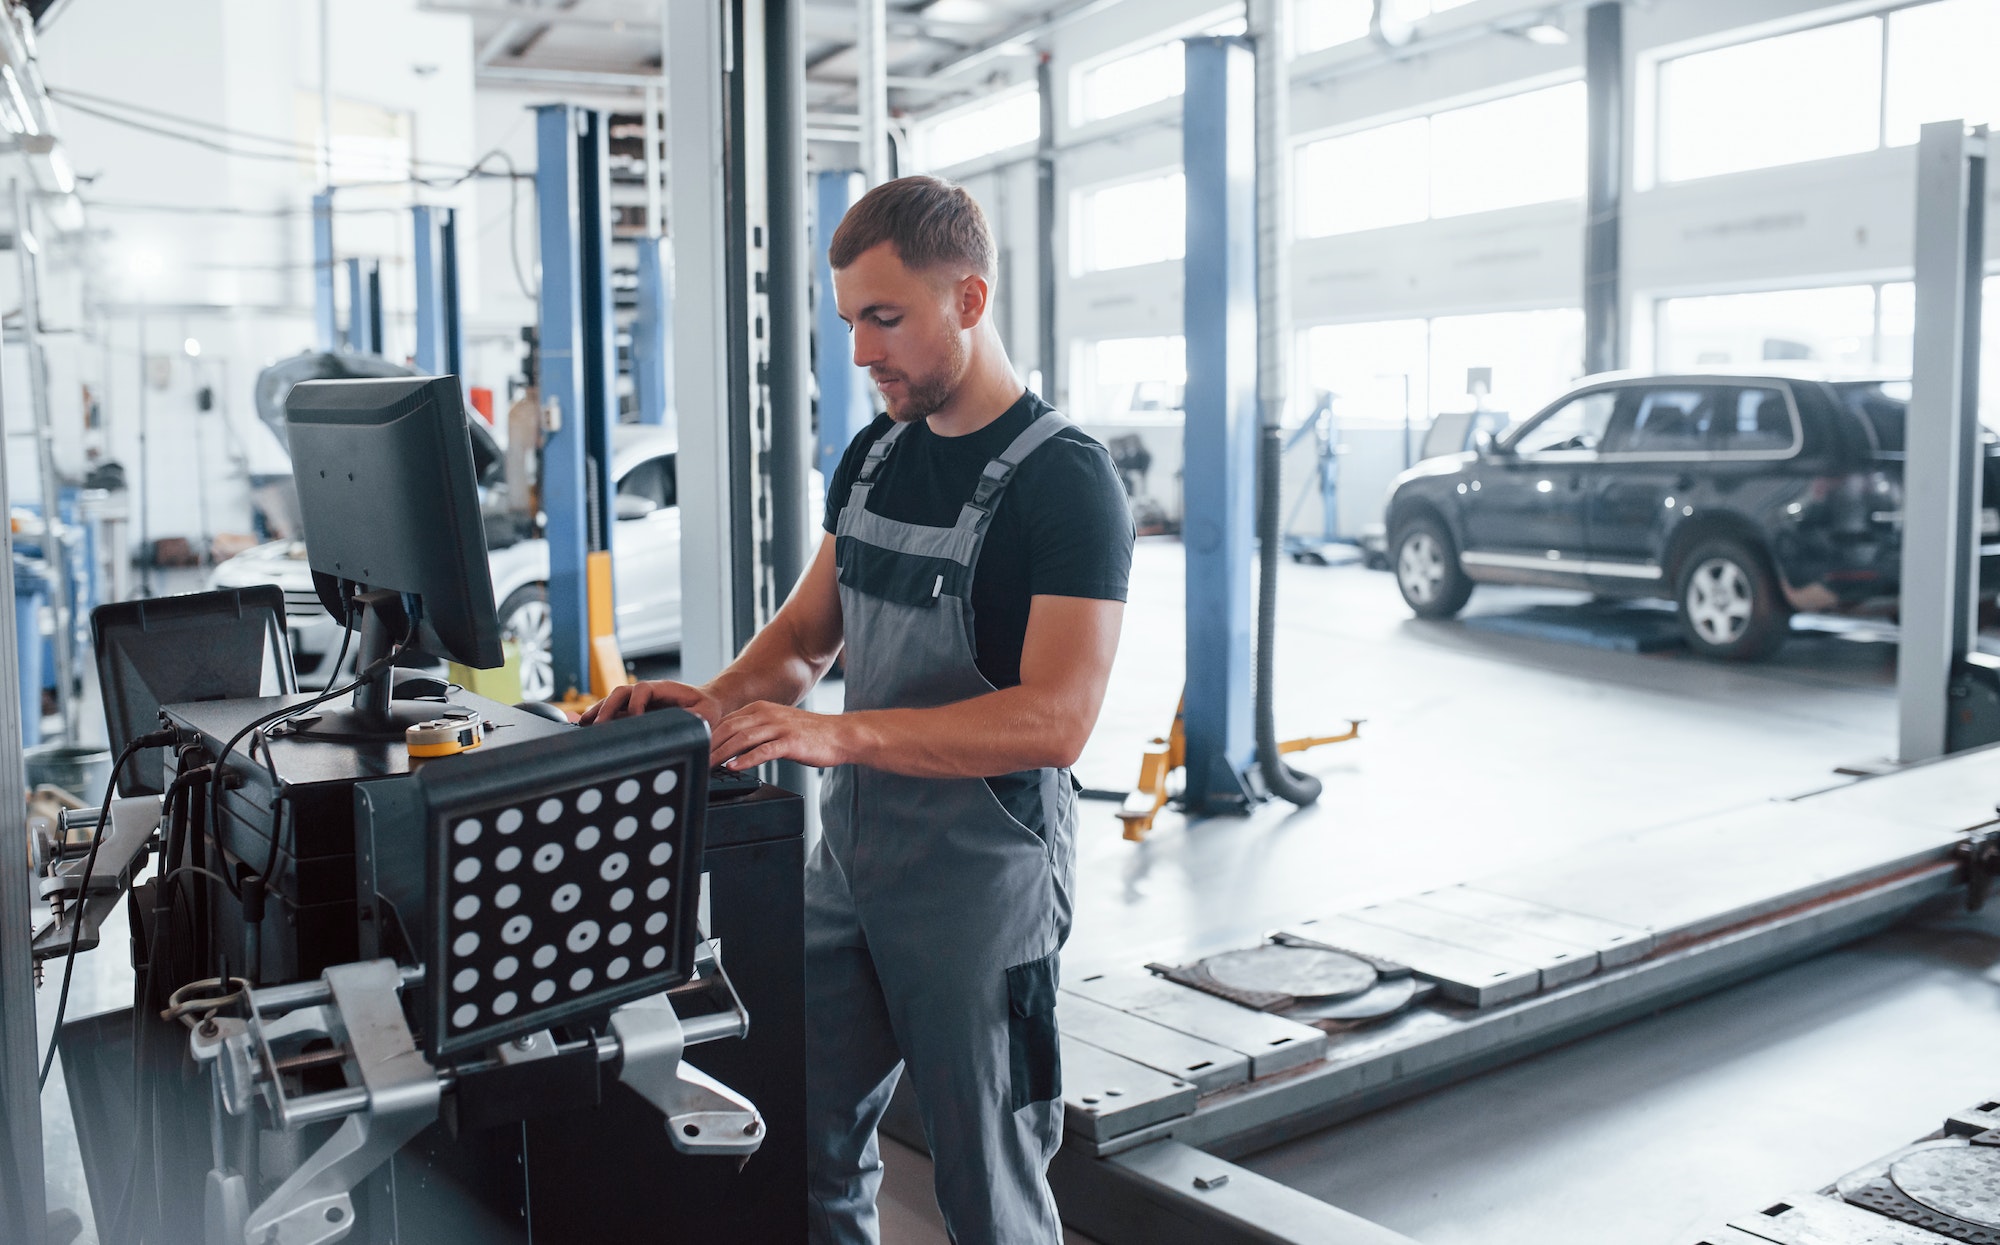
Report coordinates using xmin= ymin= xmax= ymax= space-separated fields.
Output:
xmin=1523 ymin=21 xmax=1568 ymax=44
xmin=183 ymin=338 xmax=201 ymax=358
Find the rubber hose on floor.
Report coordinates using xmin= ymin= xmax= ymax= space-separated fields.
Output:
xmin=1256 ymin=423 xmax=1323 ymax=807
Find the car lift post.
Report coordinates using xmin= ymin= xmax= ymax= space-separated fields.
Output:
xmin=1179 ymin=35 xmax=1260 ymax=816
xmin=1897 ymin=120 xmax=1988 ymax=763
xmin=631 ymin=236 xmax=673 ymax=427
xmin=535 ymin=103 xmax=618 ymax=704
xmin=814 ymin=169 xmax=874 ymax=483
xmin=311 ymin=189 xmax=337 ymax=353
xmin=412 ymin=205 xmax=466 ymax=387
xmin=343 ymin=257 xmax=381 ymax=356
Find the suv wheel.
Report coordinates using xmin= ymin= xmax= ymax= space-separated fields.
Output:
xmin=1675 ymin=539 xmax=1788 ymax=660
xmin=499 ymin=584 xmax=556 ymax=701
xmin=1393 ymin=517 xmax=1473 ymax=619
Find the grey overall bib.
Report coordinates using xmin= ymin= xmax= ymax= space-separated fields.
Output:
xmin=805 ymin=410 xmax=1080 ymax=1245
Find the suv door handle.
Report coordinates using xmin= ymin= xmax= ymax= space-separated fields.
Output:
xmin=1569 ymin=474 xmax=1585 ymax=491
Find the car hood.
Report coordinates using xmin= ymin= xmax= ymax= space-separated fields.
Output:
xmin=211 ymin=540 xmax=315 ymax=591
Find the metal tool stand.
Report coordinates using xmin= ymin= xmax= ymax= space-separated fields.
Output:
xmin=0 ymin=337 xmax=46 ymax=1244
xmin=1024 ymin=749 xmax=2000 ymax=1244
xmin=1898 ymin=121 xmax=1990 ymax=763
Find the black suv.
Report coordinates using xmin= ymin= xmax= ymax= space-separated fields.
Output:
xmin=1384 ymin=374 xmax=2000 ymax=660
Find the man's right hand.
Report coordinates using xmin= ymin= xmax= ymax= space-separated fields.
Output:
xmin=578 ymin=680 xmax=723 ymax=730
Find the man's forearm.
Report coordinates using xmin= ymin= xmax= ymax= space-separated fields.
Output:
xmin=705 ymin=611 xmax=838 ymax=716
xmin=840 ymin=684 xmax=1090 ymax=779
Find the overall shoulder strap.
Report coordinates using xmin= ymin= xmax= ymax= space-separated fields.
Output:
xmin=854 ymin=420 xmax=911 ymax=484
xmin=970 ymin=411 xmax=1074 ymax=510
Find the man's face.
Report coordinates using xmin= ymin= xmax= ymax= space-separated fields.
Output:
xmin=832 ymin=241 xmax=978 ymax=422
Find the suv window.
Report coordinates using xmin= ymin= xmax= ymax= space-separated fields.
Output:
xmin=616 ymin=455 xmax=677 ymax=511
xmin=1714 ymin=386 xmax=1795 ymax=453
xmin=1833 ymin=380 xmax=1912 ymax=453
xmin=1510 ymin=391 xmax=1616 ymax=455
xmin=1611 ymin=387 xmax=1717 ymax=454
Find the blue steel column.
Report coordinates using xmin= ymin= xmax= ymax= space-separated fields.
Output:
xmin=1181 ymin=37 xmax=1259 ymax=814
xmin=575 ymin=108 xmax=617 ymax=535
xmin=814 ymin=169 xmax=873 ymax=480
xmin=413 ymin=205 xmax=466 ymax=380
xmin=632 ymin=236 xmax=673 ymax=427
xmin=535 ymin=103 xmax=601 ymax=699
xmin=342 ymin=258 xmax=372 ymax=354
xmin=312 ymin=189 xmax=337 ymax=352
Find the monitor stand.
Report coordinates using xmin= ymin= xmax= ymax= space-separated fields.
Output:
xmin=301 ymin=587 xmax=468 ymax=743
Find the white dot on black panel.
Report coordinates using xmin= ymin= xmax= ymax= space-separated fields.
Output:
xmin=536 ymin=797 xmax=563 ymax=824
xmin=531 ymin=980 xmax=555 ymax=1004
xmin=493 ymin=991 xmax=517 ymax=1016
xmin=569 ymin=967 xmax=594 ymax=992
xmin=644 ymin=912 xmax=667 ymax=936
xmin=453 ymin=1004 xmax=478 ymax=1029
xmin=453 ymin=968 xmax=479 ymax=993
xmin=551 ymin=883 xmax=581 ymax=913
xmin=497 ymin=808 xmax=524 ymax=834
xmin=613 ymin=816 xmax=638 ymax=841
xmin=600 ymin=852 xmax=629 ymax=883
xmin=610 ymin=887 xmax=633 ymax=912
xmin=615 ymin=779 xmax=640 ymax=805
xmin=648 ymin=842 xmax=673 ymax=867
xmin=496 ymin=883 xmax=521 ymax=909
xmin=532 ymin=945 xmax=557 ymax=969
xmin=609 ymin=922 xmax=632 ymax=946
xmin=496 ymin=846 xmax=522 ymax=873
xmin=653 ymin=769 xmax=678 ymax=795
xmin=494 ymin=956 xmax=519 ymax=981
xmin=607 ymin=956 xmax=630 ymax=980
xmin=453 ymin=819 xmax=482 ymax=846
xmin=453 ymin=895 xmax=480 ymax=921
xmin=577 ymin=788 xmax=603 ymax=814
xmin=454 ymin=932 xmax=480 ymax=957
xmin=650 ymin=806 xmax=675 ymax=831
xmin=646 ymin=878 xmax=670 ymax=902
xmin=453 ymin=857 xmax=481 ymax=884
xmin=567 ymin=920 xmax=600 ymax=953
xmin=643 ymin=947 xmax=666 ymax=970
xmin=575 ymin=825 xmax=601 ymax=852
xmin=533 ymin=843 xmax=564 ymax=873
xmin=501 ymin=916 xmax=532 ymax=945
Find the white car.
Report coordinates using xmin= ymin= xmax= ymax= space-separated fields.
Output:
xmin=212 ymin=424 xmax=683 ymax=701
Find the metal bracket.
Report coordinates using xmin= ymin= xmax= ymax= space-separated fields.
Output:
xmin=196 ymin=960 xmax=439 ymax=1245
xmin=1959 ymin=825 xmax=2000 ymax=911
xmin=610 ymin=984 xmax=764 ymax=1158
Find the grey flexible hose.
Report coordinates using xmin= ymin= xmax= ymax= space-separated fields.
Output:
xmin=1256 ymin=423 xmax=1323 ymax=807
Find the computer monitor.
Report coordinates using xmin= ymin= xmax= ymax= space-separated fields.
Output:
xmin=285 ymin=375 xmax=503 ymax=736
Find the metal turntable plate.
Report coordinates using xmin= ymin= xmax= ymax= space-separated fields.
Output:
xmin=1201 ymin=945 xmax=1376 ymax=1002
xmin=1890 ymin=1145 xmax=2000 ymax=1228
xmin=1284 ymin=975 xmax=1419 ymax=1022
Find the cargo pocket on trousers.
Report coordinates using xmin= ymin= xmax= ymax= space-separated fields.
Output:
xmin=1006 ymin=952 xmax=1061 ymax=1111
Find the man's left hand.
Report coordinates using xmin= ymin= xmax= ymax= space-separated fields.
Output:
xmin=710 ymin=702 xmax=853 ymax=771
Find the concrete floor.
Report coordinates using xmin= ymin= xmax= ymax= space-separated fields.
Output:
xmin=41 ymin=539 xmax=1985 ymax=1245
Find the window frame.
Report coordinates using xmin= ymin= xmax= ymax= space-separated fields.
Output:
xmin=1587 ymin=378 xmax=1804 ymax=463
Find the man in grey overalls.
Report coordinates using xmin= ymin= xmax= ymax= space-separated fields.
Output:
xmin=584 ymin=176 xmax=1134 ymax=1243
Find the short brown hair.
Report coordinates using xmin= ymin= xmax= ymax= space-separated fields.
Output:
xmin=828 ymin=175 xmax=995 ymax=278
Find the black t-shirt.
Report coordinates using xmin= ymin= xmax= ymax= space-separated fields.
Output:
xmin=823 ymin=389 xmax=1134 ymax=690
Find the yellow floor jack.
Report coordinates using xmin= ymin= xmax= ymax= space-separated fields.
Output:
xmin=1116 ymin=695 xmax=1361 ymax=842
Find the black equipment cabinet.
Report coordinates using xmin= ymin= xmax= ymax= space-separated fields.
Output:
xmin=144 ymin=693 xmax=806 ymax=1244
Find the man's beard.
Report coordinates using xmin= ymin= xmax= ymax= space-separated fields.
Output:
xmin=876 ymin=331 xmax=967 ymax=422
